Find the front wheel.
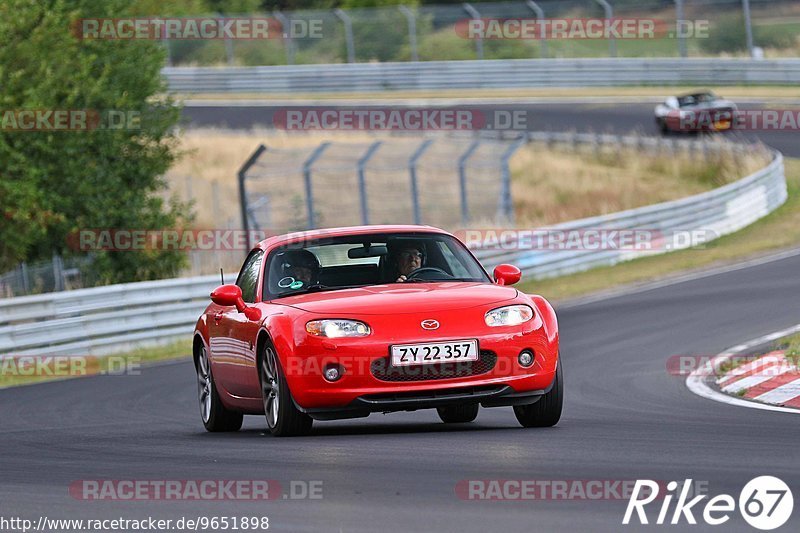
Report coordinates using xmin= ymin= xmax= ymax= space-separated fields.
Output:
xmin=260 ymin=342 xmax=313 ymax=437
xmin=437 ymin=404 xmax=479 ymax=423
xmin=514 ymin=357 xmax=563 ymax=428
xmin=196 ymin=344 xmax=243 ymax=432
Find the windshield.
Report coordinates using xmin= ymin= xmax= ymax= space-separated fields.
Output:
xmin=678 ymin=92 xmax=717 ymax=107
xmin=263 ymin=232 xmax=490 ymax=300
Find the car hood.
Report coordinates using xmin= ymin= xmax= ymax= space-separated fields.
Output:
xmin=275 ymin=282 xmax=518 ymax=315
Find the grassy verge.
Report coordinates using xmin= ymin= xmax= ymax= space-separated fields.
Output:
xmin=0 ymin=339 xmax=191 ymax=389
xmin=520 ymin=158 xmax=800 ymax=301
xmin=178 ymin=86 xmax=800 ymax=102
xmin=777 ymin=334 xmax=800 ymax=366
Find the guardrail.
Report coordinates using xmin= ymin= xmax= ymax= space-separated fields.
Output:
xmin=164 ymin=58 xmax=800 ymax=94
xmin=0 ymin=274 xmax=235 ymax=357
xmin=472 ymin=132 xmax=786 ymax=279
xmin=0 ymin=135 xmax=786 ymax=357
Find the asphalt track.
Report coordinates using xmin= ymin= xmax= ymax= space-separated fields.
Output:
xmin=2 ymin=250 xmax=800 ymax=532
xmin=180 ymin=102 xmax=800 ymax=158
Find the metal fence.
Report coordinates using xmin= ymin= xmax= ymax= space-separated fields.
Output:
xmin=164 ymin=57 xmax=800 ymax=94
xmin=0 ymin=135 xmax=786 ymax=356
xmin=162 ymin=0 xmax=799 ymax=66
xmin=0 ymin=255 xmax=94 ymax=299
xmin=237 ymin=135 xmax=525 ymax=246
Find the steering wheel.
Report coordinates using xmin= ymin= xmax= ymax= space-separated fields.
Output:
xmin=405 ymin=267 xmax=452 ymax=281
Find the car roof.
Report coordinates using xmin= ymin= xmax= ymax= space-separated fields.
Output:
xmin=254 ymin=224 xmax=452 ymax=252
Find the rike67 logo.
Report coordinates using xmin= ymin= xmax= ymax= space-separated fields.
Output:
xmin=623 ymin=477 xmax=793 ymax=530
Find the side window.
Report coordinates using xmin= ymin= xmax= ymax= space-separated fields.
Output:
xmin=236 ymin=250 xmax=264 ymax=303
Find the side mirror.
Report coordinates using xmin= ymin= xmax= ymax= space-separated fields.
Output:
xmin=210 ymin=284 xmax=262 ymax=321
xmin=493 ymin=264 xmax=521 ymax=286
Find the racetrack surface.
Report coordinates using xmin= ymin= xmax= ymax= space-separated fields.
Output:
xmin=2 ymin=250 xmax=800 ymax=532
xmin=180 ymin=102 xmax=800 ymax=158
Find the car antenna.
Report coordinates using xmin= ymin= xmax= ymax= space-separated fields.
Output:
xmin=220 ymin=267 xmax=224 ymax=286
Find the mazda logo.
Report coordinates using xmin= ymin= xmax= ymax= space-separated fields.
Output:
xmin=421 ymin=319 xmax=439 ymax=330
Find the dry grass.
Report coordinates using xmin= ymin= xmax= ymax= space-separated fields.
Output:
xmin=510 ymin=141 xmax=770 ymax=226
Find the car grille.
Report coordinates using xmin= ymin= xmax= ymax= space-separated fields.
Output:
xmin=370 ymin=350 xmax=497 ymax=382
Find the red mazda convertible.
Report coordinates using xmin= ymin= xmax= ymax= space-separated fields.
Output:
xmin=193 ymin=225 xmax=562 ymax=436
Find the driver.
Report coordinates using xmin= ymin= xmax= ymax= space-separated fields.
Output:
xmin=278 ymin=249 xmax=321 ymax=287
xmin=392 ymin=245 xmax=424 ymax=283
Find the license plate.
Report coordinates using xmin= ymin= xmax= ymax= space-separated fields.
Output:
xmin=390 ymin=340 xmax=479 ymax=367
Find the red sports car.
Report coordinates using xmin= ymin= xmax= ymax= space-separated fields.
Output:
xmin=193 ymin=225 xmax=562 ymax=436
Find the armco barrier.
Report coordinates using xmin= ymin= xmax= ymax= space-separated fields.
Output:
xmin=163 ymin=58 xmax=800 ymax=94
xmin=471 ymin=132 xmax=787 ymax=278
xmin=0 ymin=137 xmax=786 ymax=357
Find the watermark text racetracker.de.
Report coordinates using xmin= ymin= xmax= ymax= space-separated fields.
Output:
xmin=272 ymin=107 xmax=531 ymax=131
xmin=456 ymin=479 xmax=707 ymax=501
xmin=0 ymin=355 xmax=141 ymax=378
xmin=456 ymin=228 xmax=717 ymax=252
xmin=69 ymin=479 xmax=323 ymax=501
xmin=72 ymin=17 xmax=323 ymax=40
xmin=455 ymin=18 xmax=709 ymax=40
xmin=0 ymin=109 xmax=141 ymax=131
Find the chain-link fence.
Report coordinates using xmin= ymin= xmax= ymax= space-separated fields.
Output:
xmin=164 ymin=0 xmax=800 ymax=67
xmin=237 ymin=135 xmax=526 ymax=245
xmin=0 ymin=255 xmax=95 ymax=298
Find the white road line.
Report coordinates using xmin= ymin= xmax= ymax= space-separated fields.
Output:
xmin=686 ymin=323 xmax=800 ymax=414
xmin=753 ymin=377 xmax=800 ymax=404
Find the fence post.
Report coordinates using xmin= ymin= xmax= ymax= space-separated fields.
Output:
xmin=221 ymin=15 xmax=235 ymax=65
xmin=357 ymin=141 xmax=383 ymax=225
xmin=742 ymin=0 xmax=755 ymax=58
xmin=458 ymin=140 xmax=481 ymax=224
xmin=20 ymin=261 xmax=30 ymax=295
xmin=237 ymin=144 xmax=267 ymax=251
xmin=593 ymin=0 xmax=617 ymax=58
xmin=674 ymin=0 xmax=687 ymax=58
xmin=500 ymin=137 xmax=526 ymax=222
xmin=398 ymin=6 xmax=419 ymax=62
xmin=525 ymin=0 xmax=548 ymax=58
xmin=334 ymin=9 xmax=356 ymax=63
xmin=462 ymin=3 xmax=484 ymax=60
xmin=303 ymin=142 xmax=331 ymax=229
xmin=409 ymin=139 xmax=433 ymax=224
xmin=52 ymin=253 xmax=64 ymax=292
xmin=273 ymin=11 xmax=295 ymax=65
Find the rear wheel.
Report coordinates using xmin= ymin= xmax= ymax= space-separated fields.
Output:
xmin=437 ymin=404 xmax=479 ymax=423
xmin=260 ymin=342 xmax=313 ymax=437
xmin=514 ymin=357 xmax=563 ymax=428
xmin=196 ymin=344 xmax=243 ymax=432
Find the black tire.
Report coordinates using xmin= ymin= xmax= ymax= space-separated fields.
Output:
xmin=196 ymin=344 xmax=243 ymax=432
xmin=514 ymin=356 xmax=563 ymax=428
xmin=657 ymin=118 xmax=669 ymax=135
xmin=260 ymin=341 xmax=313 ymax=437
xmin=437 ymin=403 xmax=479 ymax=423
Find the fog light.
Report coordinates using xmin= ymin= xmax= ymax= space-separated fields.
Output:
xmin=324 ymin=366 xmax=342 ymax=382
xmin=518 ymin=350 xmax=534 ymax=367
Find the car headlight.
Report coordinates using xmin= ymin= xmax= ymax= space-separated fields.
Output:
xmin=484 ymin=305 xmax=534 ymax=327
xmin=306 ymin=319 xmax=371 ymax=338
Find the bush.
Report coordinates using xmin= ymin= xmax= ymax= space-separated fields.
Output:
xmin=0 ymin=0 xmax=192 ymax=282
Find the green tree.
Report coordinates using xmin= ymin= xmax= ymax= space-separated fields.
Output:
xmin=0 ymin=0 xmax=192 ymax=282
